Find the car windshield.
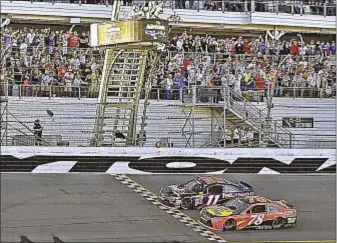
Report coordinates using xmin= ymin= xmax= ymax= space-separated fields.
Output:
xmin=224 ymin=199 xmax=249 ymax=214
xmin=183 ymin=180 xmax=202 ymax=191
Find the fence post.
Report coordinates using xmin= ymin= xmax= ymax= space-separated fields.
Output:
xmin=258 ymin=109 xmax=262 ymax=147
xmin=157 ymin=88 xmax=160 ymax=101
xmin=274 ymin=122 xmax=277 ymax=140
xmin=251 ymin=0 xmax=255 ymax=13
xmin=319 ymin=88 xmax=323 ymax=99
xmin=192 ymin=86 xmax=197 ymax=104
xmin=5 ymin=82 xmax=9 ymax=97
xmin=179 ymin=87 xmax=183 ymax=103
xmin=275 ymin=0 xmax=279 ymax=14
xmin=19 ymin=84 xmax=22 ymax=99
xmin=49 ymin=85 xmax=51 ymax=100
xmin=244 ymin=0 xmax=248 ymax=13
xmin=300 ymin=1 xmax=303 ymax=15
xmin=323 ymin=1 xmax=327 ymax=17
xmin=78 ymin=86 xmax=81 ymax=100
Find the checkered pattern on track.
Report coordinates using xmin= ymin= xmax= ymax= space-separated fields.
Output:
xmin=114 ymin=174 xmax=227 ymax=243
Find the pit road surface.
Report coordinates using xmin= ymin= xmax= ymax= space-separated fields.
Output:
xmin=130 ymin=174 xmax=336 ymax=242
xmin=1 ymin=174 xmax=207 ymax=242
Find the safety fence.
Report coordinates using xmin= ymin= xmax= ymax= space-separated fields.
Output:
xmin=3 ymin=0 xmax=336 ymax=16
xmin=1 ymin=84 xmax=335 ymax=100
xmin=165 ymin=52 xmax=336 ymax=61
xmin=1 ymin=85 xmax=335 ymax=149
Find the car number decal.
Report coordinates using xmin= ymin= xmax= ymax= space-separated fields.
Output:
xmin=206 ymin=195 xmax=220 ymax=205
xmin=248 ymin=214 xmax=265 ymax=225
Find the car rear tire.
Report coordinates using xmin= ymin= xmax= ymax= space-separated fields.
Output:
xmin=223 ymin=218 xmax=236 ymax=231
xmin=180 ymin=198 xmax=194 ymax=209
xmin=272 ymin=218 xmax=286 ymax=229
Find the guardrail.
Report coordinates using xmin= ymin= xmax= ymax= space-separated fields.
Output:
xmin=1 ymin=84 xmax=335 ymax=100
xmin=3 ymin=0 xmax=336 ymax=16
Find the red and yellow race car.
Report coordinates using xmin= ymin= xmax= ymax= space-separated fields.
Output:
xmin=198 ymin=196 xmax=297 ymax=231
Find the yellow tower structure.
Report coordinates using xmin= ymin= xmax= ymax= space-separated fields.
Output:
xmin=90 ymin=1 xmax=169 ymax=146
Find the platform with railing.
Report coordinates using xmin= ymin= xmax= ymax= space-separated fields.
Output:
xmin=2 ymin=85 xmax=335 ymax=100
xmin=2 ymin=0 xmax=336 ymax=16
xmin=1 ymin=0 xmax=335 ymax=30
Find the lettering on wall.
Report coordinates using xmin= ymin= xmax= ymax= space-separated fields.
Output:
xmin=0 ymin=155 xmax=335 ymax=173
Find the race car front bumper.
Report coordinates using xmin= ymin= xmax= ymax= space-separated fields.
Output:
xmin=158 ymin=195 xmax=181 ymax=208
xmin=199 ymin=217 xmax=213 ymax=227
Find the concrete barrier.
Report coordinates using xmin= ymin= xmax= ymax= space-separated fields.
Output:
xmin=1 ymin=146 xmax=335 ymax=174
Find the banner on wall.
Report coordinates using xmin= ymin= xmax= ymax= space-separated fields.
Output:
xmin=90 ymin=19 xmax=169 ymax=47
xmin=1 ymin=147 xmax=335 ymax=174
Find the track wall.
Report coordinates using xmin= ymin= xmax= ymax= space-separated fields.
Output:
xmin=1 ymin=147 xmax=335 ymax=174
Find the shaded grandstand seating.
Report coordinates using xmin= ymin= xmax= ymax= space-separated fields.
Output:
xmin=270 ymin=97 xmax=336 ymax=148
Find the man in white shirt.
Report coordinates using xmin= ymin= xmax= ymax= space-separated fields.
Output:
xmin=187 ymin=63 xmax=196 ymax=85
xmin=63 ymin=68 xmax=74 ymax=96
xmin=19 ymin=42 xmax=27 ymax=55
xmin=163 ymin=74 xmax=174 ymax=100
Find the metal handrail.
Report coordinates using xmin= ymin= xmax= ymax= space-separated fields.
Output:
xmin=2 ymin=84 xmax=336 ymax=100
xmin=224 ymin=84 xmax=293 ymax=147
xmin=166 ymin=51 xmax=336 ymax=59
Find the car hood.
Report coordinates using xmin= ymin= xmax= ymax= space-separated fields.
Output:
xmin=205 ymin=206 xmax=235 ymax=217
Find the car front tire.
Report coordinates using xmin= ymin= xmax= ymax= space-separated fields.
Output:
xmin=223 ymin=218 xmax=237 ymax=231
xmin=180 ymin=198 xmax=194 ymax=209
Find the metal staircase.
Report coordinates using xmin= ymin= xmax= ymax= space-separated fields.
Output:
xmin=223 ymin=85 xmax=293 ymax=148
xmin=92 ymin=48 xmax=149 ymax=147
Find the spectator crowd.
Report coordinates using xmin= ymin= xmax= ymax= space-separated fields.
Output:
xmin=1 ymin=25 xmax=104 ymax=98
xmin=153 ymin=32 xmax=336 ymax=100
xmin=1 ymin=25 xmax=336 ymax=101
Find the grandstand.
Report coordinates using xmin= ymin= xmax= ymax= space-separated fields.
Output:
xmin=0 ymin=0 xmax=336 ymax=149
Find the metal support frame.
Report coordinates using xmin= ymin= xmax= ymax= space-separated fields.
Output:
xmin=138 ymin=51 xmax=160 ymax=146
xmin=209 ymin=108 xmax=224 ymax=148
xmin=181 ymin=107 xmax=194 ymax=148
xmin=0 ymin=98 xmax=9 ymax=146
xmin=224 ymin=83 xmax=292 ymax=148
xmin=180 ymin=105 xmax=226 ymax=148
xmin=128 ymin=49 xmax=149 ymax=146
xmin=180 ymin=86 xmax=225 ymax=148
xmin=92 ymin=49 xmax=124 ymax=146
xmin=92 ymin=47 xmax=150 ymax=147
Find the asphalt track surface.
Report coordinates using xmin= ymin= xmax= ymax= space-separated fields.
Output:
xmin=1 ymin=174 xmax=206 ymax=242
xmin=130 ymin=174 xmax=336 ymax=242
xmin=1 ymin=174 xmax=336 ymax=243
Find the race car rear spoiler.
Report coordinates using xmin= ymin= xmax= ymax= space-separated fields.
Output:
xmin=239 ymin=181 xmax=253 ymax=190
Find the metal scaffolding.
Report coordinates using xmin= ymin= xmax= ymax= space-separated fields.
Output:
xmin=178 ymin=85 xmax=292 ymax=148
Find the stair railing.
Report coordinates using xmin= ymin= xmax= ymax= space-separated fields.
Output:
xmin=223 ymin=84 xmax=293 ymax=148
